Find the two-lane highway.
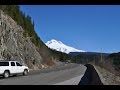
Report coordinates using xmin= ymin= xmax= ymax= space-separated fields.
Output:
xmin=0 ymin=63 xmax=86 ymax=85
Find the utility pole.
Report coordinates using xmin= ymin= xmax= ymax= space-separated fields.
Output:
xmin=100 ymin=49 xmax=103 ymax=62
xmin=94 ymin=56 xmax=95 ymax=64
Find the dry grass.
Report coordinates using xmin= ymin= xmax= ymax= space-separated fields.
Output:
xmin=95 ymin=65 xmax=120 ymax=85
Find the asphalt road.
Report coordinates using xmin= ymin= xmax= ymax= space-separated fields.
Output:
xmin=0 ymin=63 xmax=86 ymax=85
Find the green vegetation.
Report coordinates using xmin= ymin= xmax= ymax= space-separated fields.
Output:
xmin=0 ymin=5 xmax=43 ymax=47
xmin=66 ymin=52 xmax=120 ymax=76
xmin=0 ymin=5 xmax=72 ymax=66
xmin=1 ymin=5 xmax=120 ymax=75
xmin=50 ymin=49 xmax=72 ymax=62
xmin=109 ymin=52 xmax=120 ymax=71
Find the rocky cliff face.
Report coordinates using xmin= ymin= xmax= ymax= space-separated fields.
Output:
xmin=0 ymin=10 xmax=54 ymax=69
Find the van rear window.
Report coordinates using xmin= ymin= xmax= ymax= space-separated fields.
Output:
xmin=0 ymin=62 xmax=9 ymax=66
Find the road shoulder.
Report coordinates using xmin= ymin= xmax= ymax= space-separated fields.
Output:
xmin=94 ymin=65 xmax=120 ymax=85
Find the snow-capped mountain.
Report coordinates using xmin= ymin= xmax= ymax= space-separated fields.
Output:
xmin=45 ymin=39 xmax=85 ymax=54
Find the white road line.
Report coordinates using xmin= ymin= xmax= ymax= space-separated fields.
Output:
xmin=53 ymin=75 xmax=84 ymax=85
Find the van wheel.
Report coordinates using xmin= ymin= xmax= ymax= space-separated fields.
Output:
xmin=3 ymin=71 xmax=10 ymax=78
xmin=23 ymin=69 xmax=28 ymax=76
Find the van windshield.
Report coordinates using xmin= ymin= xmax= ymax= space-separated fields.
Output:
xmin=0 ymin=62 xmax=9 ymax=66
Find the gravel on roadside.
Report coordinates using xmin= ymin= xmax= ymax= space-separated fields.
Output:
xmin=94 ymin=65 xmax=120 ymax=85
xmin=28 ymin=62 xmax=82 ymax=75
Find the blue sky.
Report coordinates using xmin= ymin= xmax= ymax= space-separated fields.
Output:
xmin=20 ymin=5 xmax=120 ymax=53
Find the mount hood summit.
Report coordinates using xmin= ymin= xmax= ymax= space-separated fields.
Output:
xmin=45 ymin=39 xmax=85 ymax=54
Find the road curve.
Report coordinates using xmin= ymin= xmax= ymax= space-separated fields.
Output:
xmin=0 ymin=63 xmax=86 ymax=85
xmin=78 ymin=64 xmax=103 ymax=85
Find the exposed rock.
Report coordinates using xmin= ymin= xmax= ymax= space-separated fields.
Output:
xmin=0 ymin=10 xmax=53 ymax=69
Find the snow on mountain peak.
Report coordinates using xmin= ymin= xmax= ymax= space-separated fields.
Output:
xmin=45 ymin=39 xmax=85 ymax=54
xmin=46 ymin=39 xmax=63 ymax=45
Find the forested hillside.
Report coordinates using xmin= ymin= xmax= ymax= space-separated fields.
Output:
xmin=0 ymin=5 xmax=73 ymax=69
